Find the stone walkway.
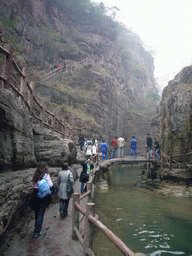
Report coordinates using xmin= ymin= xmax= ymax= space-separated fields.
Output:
xmin=3 ymin=169 xmax=87 ymax=256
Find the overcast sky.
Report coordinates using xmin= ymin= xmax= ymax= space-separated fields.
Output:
xmin=93 ymin=0 xmax=192 ymax=90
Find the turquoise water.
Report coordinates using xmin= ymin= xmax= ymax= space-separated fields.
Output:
xmin=93 ymin=165 xmax=192 ymax=256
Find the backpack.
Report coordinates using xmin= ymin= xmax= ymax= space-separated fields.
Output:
xmin=38 ymin=174 xmax=51 ymax=199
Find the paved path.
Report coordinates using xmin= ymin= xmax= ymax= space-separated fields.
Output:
xmin=4 ymin=169 xmax=87 ymax=256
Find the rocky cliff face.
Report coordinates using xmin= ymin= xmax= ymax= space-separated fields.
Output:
xmin=0 ymin=90 xmax=77 ymax=171
xmin=157 ymin=66 xmax=192 ymax=162
xmin=0 ymin=89 xmax=36 ymax=170
xmin=0 ymin=0 xmax=158 ymax=144
xmin=154 ymin=66 xmax=192 ymax=191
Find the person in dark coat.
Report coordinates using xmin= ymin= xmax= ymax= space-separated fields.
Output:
xmin=78 ymin=136 xmax=85 ymax=151
xmin=79 ymin=159 xmax=94 ymax=194
xmin=154 ymin=138 xmax=160 ymax=159
xmin=146 ymin=134 xmax=152 ymax=158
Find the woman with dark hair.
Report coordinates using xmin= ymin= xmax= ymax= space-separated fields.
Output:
xmin=57 ymin=163 xmax=74 ymax=218
xmin=31 ymin=162 xmax=53 ymax=238
xmin=79 ymin=159 xmax=94 ymax=194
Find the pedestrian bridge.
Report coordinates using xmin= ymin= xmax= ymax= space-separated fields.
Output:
xmin=98 ymin=156 xmax=158 ymax=169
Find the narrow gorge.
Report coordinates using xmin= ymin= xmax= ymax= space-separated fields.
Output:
xmin=0 ymin=0 xmax=192 ymax=254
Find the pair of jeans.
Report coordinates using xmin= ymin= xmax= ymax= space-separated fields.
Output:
xmin=147 ymin=147 xmax=151 ymax=158
xmin=155 ymin=149 xmax=160 ymax=159
xmin=119 ymin=147 xmax=124 ymax=157
xmin=59 ymin=199 xmax=70 ymax=215
xmin=34 ymin=203 xmax=46 ymax=234
xmin=81 ymin=183 xmax=87 ymax=194
xmin=130 ymin=148 xmax=137 ymax=156
xmin=111 ymin=147 xmax=117 ymax=158
xmin=79 ymin=142 xmax=84 ymax=151
xmin=102 ymin=151 xmax=108 ymax=160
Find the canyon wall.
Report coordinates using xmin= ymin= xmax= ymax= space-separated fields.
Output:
xmin=0 ymin=0 xmax=158 ymax=145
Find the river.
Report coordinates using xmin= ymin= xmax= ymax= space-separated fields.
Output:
xmin=92 ymin=164 xmax=192 ymax=256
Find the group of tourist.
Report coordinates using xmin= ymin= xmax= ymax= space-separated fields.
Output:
xmin=146 ymin=134 xmax=161 ymax=159
xmin=78 ymin=134 xmax=160 ymax=160
xmin=29 ymin=161 xmax=74 ymax=238
xmin=29 ymin=132 xmax=160 ymax=239
xmin=30 ymin=157 xmax=95 ymax=238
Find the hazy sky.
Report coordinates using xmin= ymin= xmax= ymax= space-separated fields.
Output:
xmin=93 ymin=0 xmax=192 ymax=89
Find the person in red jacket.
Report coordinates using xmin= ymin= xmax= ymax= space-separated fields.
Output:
xmin=111 ymin=136 xmax=118 ymax=158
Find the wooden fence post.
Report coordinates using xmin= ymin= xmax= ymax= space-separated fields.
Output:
xmin=87 ymin=181 xmax=92 ymax=202
xmin=2 ymin=44 xmax=14 ymax=90
xmin=72 ymin=193 xmax=80 ymax=240
xmin=66 ymin=123 xmax=69 ymax=138
xmin=40 ymin=104 xmax=45 ymax=129
xmin=169 ymin=153 xmax=172 ymax=170
xmin=52 ymin=114 xmax=55 ymax=132
xmin=83 ymin=203 xmax=95 ymax=255
xmin=89 ymin=170 xmax=94 ymax=182
xmin=62 ymin=120 xmax=65 ymax=138
xmin=28 ymin=81 xmax=34 ymax=116
xmin=18 ymin=67 xmax=27 ymax=105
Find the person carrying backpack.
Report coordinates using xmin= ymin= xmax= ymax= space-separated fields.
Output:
xmin=57 ymin=162 xmax=74 ymax=218
xmin=31 ymin=162 xmax=53 ymax=238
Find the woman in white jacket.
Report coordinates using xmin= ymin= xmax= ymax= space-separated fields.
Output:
xmin=57 ymin=163 xmax=74 ymax=218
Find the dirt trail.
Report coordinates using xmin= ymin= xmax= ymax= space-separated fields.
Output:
xmin=3 ymin=169 xmax=87 ymax=256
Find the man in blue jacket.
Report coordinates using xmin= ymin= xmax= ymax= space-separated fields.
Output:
xmin=130 ymin=136 xmax=137 ymax=157
xmin=100 ymin=140 xmax=109 ymax=160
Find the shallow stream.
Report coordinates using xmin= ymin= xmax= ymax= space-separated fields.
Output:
xmin=92 ymin=165 xmax=192 ymax=256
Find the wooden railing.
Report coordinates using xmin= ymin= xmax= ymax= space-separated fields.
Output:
xmin=72 ymin=169 xmax=141 ymax=256
xmin=161 ymin=151 xmax=192 ymax=170
xmin=91 ymin=153 xmax=99 ymax=166
xmin=41 ymin=57 xmax=108 ymax=82
xmin=0 ymin=44 xmax=81 ymax=139
xmin=41 ymin=58 xmax=89 ymax=81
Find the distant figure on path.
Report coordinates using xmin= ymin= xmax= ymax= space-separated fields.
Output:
xmin=100 ymin=140 xmax=109 ymax=160
xmin=31 ymin=162 xmax=53 ymax=238
xmin=117 ymin=136 xmax=125 ymax=157
xmin=80 ymin=159 xmax=94 ymax=194
xmin=146 ymin=134 xmax=152 ymax=158
xmin=85 ymin=140 xmax=93 ymax=160
xmin=57 ymin=163 xmax=74 ymax=218
xmin=53 ymin=64 xmax=57 ymax=70
xmin=130 ymin=136 xmax=137 ymax=157
xmin=63 ymin=61 xmax=66 ymax=71
xmin=111 ymin=136 xmax=118 ymax=158
xmin=154 ymin=138 xmax=160 ymax=159
xmin=92 ymin=136 xmax=98 ymax=147
xmin=78 ymin=135 xmax=85 ymax=151
xmin=92 ymin=142 xmax=97 ymax=163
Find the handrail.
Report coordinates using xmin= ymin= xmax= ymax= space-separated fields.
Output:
xmin=0 ymin=44 xmax=80 ymax=140
xmin=72 ymin=170 xmax=138 ymax=256
xmin=74 ymin=200 xmax=134 ymax=256
xmin=0 ymin=46 xmax=10 ymax=56
xmin=161 ymin=150 xmax=192 ymax=170
xmin=12 ymin=58 xmax=25 ymax=78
